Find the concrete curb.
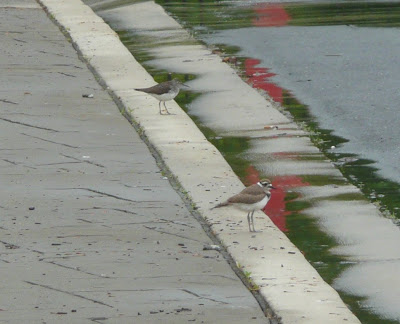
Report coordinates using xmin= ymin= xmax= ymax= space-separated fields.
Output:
xmin=38 ymin=0 xmax=361 ymax=323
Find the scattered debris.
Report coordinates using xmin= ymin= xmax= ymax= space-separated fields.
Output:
xmin=82 ymin=93 xmax=94 ymax=98
xmin=333 ymin=157 xmax=359 ymax=167
xmin=203 ymin=244 xmax=221 ymax=252
xmin=1 ymin=241 xmax=19 ymax=249
xmin=222 ymin=56 xmax=237 ymax=64
xmin=264 ymin=125 xmax=279 ymax=130
xmin=175 ymin=307 xmax=191 ymax=313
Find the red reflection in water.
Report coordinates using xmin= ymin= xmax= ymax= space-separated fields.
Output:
xmin=252 ymin=3 xmax=291 ymax=27
xmin=264 ymin=175 xmax=310 ymax=232
xmin=244 ymin=166 xmax=310 ymax=232
xmin=272 ymin=152 xmax=296 ymax=159
xmin=244 ymin=165 xmax=260 ymax=187
xmin=244 ymin=58 xmax=283 ymax=103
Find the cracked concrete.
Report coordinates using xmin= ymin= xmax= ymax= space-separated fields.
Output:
xmin=0 ymin=1 xmax=271 ymax=323
xmin=59 ymin=0 xmax=361 ymax=323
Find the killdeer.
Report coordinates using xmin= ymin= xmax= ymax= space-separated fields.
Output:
xmin=134 ymin=79 xmax=188 ymax=115
xmin=212 ymin=179 xmax=276 ymax=232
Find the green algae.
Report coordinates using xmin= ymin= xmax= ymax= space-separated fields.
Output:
xmin=286 ymin=2 xmax=400 ymax=27
xmin=90 ymin=2 xmax=400 ymax=322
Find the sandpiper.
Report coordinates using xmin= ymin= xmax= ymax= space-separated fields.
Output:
xmin=134 ymin=78 xmax=188 ymax=115
xmin=212 ymin=179 xmax=276 ymax=232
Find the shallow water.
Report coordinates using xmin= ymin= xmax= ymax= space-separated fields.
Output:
xmin=84 ymin=0 xmax=400 ymax=322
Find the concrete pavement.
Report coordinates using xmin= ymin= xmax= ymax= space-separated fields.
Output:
xmin=48 ymin=0 xmax=362 ymax=323
xmin=0 ymin=1 xmax=272 ymax=323
xmin=0 ymin=0 xmax=364 ymax=323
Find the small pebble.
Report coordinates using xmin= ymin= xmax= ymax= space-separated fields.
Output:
xmin=203 ymin=244 xmax=221 ymax=251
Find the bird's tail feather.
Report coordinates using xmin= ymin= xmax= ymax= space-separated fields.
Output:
xmin=210 ymin=201 xmax=229 ymax=210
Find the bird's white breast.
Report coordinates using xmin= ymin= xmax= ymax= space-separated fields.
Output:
xmin=151 ymin=89 xmax=179 ymax=102
xmin=234 ymin=195 xmax=270 ymax=212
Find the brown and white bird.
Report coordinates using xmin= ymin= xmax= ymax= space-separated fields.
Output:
xmin=212 ymin=179 xmax=276 ymax=232
xmin=134 ymin=79 xmax=188 ymax=115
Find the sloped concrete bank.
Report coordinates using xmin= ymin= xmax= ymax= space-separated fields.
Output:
xmin=38 ymin=0 xmax=361 ymax=323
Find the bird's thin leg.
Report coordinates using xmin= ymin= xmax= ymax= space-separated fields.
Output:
xmin=247 ymin=212 xmax=252 ymax=232
xmin=163 ymin=101 xmax=172 ymax=115
xmin=251 ymin=211 xmax=256 ymax=232
xmin=159 ymin=101 xmax=163 ymax=115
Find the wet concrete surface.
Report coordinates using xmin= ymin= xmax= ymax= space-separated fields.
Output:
xmin=86 ymin=0 xmax=400 ymax=322
xmin=197 ymin=16 xmax=400 ymax=322
xmin=0 ymin=2 xmax=269 ymax=323
xmin=65 ymin=0 xmax=364 ymax=322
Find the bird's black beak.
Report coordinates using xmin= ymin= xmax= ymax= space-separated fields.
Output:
xmin=270 ymin=186 xmax=277 ymax=190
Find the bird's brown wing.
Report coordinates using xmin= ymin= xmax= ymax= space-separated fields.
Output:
xmin=227 ymin=193 xmax=266 ymax=205
xmin=135 ymin=82 xmax=171 ymax=95
xmin=239 ymin=184 xmax=264 ymax=195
